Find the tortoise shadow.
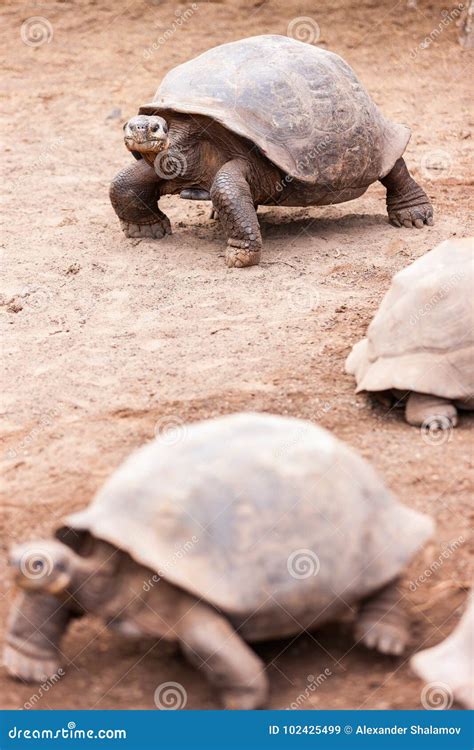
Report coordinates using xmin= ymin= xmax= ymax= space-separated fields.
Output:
xmin=259 ymin=211 xmax=388 ymax=240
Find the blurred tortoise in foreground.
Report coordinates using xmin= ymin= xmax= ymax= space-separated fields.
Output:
xmin=110 ymin=35 xmax=433 ymax=268
xmin=4 ymin=413 xmax=433 ymax=709
xmin=411 ymin=592 xmax=474 ymax=710
xmin=346 ymin=238 xmax=474 ymax=428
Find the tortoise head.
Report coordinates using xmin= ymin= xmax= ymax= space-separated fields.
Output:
xmin=8 ymin=540 xmax=78 ymax=596
xmin=123 ymin=115 xmax=169 ymax=160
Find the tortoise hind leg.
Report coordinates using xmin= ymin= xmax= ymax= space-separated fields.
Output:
xmin=354 ymin=578 xmax=408 ymax=656
xmin=178 ymin=600 xmax=269 ymax=709
xmin=405 ymin=392 xmax=458 ymax=428
xmin=4 ymin=592 xmax=74 ymax=683
xmin=380 ymin=157 xmax=433 ymax=228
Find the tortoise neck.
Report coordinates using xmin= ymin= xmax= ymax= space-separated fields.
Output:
xmin=164 ymin=114 xmax=279 ymax=198
xmin=67 ymin=542 xmax=120 ymax=611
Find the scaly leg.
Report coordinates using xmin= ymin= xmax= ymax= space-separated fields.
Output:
xmin=4 ymin=592 xmax=74 ymax=683
xmin=405 ymin=392 xmax=458 ymax=428
xmin=178 ymin=601 xmax=268 ymax=709
xmin=380 ymin=158 xmax=433 ymax=228
xmin=210 ymin=159 xmax=262 ymax=268
xmin=109 ymin=160 xmax=171 ymax=239
xmin=354 ymin=578 xmax=409 ymax=655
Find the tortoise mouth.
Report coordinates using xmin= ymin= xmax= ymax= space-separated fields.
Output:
xmin=124 ymin=136 xmax=169 ymax=154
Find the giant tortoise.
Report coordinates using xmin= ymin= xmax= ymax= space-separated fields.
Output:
xmin=4 ymin=413 xmax=433 ymax=709
xmin=110 ymin=35 xmax=433 ymax=268
xmin=346 ymin=238 xmax=474 ymax=428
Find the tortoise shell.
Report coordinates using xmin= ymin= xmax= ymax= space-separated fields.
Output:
xmin=64 ymin=413 xmax=432 ymax=628
xmin=346 ymin=238 xmax=474 ymax=400
xmin=138 ymin=35 xmax=410 ymax=189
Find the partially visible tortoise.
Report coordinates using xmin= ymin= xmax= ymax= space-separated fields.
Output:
xmin=110 ymin=35 xmax=433 ymax=268
xmin=411 ymin=592 xmax=474 ymax=710
xmin=346 ymin=238 xmax=474 ymax=428
xmin=4 ymin=413 xmax=433 ymax=709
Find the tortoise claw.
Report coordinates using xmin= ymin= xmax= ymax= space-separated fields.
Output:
xmin=3 ymin=643 xmax=62 ymax=684
xmin=388 ymin=203 xmax=434 ymax=229
xmin=225 ymin=240 xmax=261 ymax=268
xmin=120 ymin=218 xmax=171 ymax=239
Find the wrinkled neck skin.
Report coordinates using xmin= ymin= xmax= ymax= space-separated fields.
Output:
xmin=64 ymin=539 xmax=120 ymax=614
xmin=66 ymin=542 xmax=184 ymax=640
xmin=143 ymin=114 xmax=282 ymax=202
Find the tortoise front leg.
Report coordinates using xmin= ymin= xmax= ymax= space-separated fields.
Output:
xmin=354 ymin=578 xmax=408 ymax=655
xmin=210 ymin=159 xmax=262 ymax=268
xmin=4 ymin=592 xmax=74 ymax=683
xmin=380 ymin=157 xmax=433 ymax=228
xmin=109 ymin=160 xmax=171 ymax=239
xmin=405 ymin=392 xmax=458 ymax=428
xmin=178 ymin=600 xmax=268 ymax=709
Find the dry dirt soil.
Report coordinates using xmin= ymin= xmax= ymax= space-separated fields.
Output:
xmin=1 ymin=0 xmax=473 ymax=712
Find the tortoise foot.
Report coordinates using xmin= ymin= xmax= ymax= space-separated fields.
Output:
xmin=355 ymin=578 xmax=408 ymax=655
xmin=3 ymin=643 xmax=61 ymax=683
xmin=225 ymin=240 xmax=261 ymax=268
xmin=388 ymin=202 xmax=434 ymax=229
xmin=405 ymin=393 xmax=458 ymax=428
xmin=221 ymin=681 xmax=269 ymax=710
xmin=355 ymin=619 xmax=408 ymax=656
xmin=120 ymin=218 xmax=171 ymax=240
xmin=381 ymin=157 xmax=434 ymax=228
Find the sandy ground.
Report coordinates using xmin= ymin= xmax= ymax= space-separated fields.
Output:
xmin=1 ymin=0 xmax=473 ymax=711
